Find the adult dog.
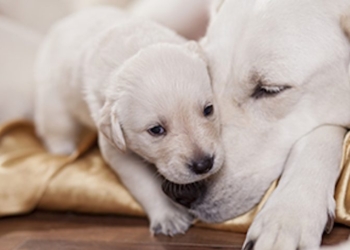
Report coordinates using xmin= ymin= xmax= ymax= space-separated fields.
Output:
xmin=34 ymin=7 xmax=224 ymax=236
xmin=163 ymin=0 xmax=350 ymax=249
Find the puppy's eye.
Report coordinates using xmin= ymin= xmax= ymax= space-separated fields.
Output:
xmin=203 ymin=105 xmax=214 ymax=117
xmin=251 ymin=85 xmax=291 ymax=99
xmin=148 ymin=125 xmax=166 ymax=136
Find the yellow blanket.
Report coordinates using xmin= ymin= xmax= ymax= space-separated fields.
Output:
xmin=0 ymin=121 xmax=349 ymax=233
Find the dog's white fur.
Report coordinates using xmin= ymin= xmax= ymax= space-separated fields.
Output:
xmin=34 ymin=7 xmax=224 ymax=235
xmin=182 ymin=0 xmax=350 ymax=249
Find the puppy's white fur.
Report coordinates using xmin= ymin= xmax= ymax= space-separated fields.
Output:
xmin=35 ymin=7 xmax=224 ymax=235
xmin=185 ymin=0 xmax=350 ymax=249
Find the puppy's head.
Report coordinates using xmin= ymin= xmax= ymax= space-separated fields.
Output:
xmin=98 ymin=42 xmax=224 ymax=184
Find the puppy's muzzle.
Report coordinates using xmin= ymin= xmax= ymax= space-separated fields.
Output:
xmin=162 ymin=180 xmax=206 ymax=208
xmin=188 ymin=155 xmax=214 ymax=175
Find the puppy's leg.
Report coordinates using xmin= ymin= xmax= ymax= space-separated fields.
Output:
xmin=35 ymin=86 xmax=80 ymax=155
xmin=99 ymin=134 xmax=194 ymax=236
xmin=243 ymin=125 xmax=346 ymax=250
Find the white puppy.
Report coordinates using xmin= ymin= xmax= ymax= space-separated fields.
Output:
xmin=162 ymin=0 xmax=350 ymax=248
xmin=35 ymin=7 xmax=224 ymax=235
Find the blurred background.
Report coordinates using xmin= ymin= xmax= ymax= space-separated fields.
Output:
xmin=0 ymin=0 xmax=209 ymax=123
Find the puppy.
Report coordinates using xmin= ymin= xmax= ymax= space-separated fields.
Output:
xmin=34 ymin=7 xmax=224 ymax=235
xmin=163 ymin=0 xmax=350 ymax=248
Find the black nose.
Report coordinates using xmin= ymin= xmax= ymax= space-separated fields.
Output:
xmin=189 ymin=156 xmax=214 ymax=175
xmin=162 ymin=180 xmax=206 ymax=208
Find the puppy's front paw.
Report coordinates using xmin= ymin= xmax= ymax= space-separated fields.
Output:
xmin=150 ymin=204 xmax=194 ymax=236
xmin=243 ymin=202 xmax=333 ymax=250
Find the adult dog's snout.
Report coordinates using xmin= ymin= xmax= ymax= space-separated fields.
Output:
xmin=189 ymin=155 xmax=214 ymax=175
xmin=162 ymin=180 xmax=206 ymax=208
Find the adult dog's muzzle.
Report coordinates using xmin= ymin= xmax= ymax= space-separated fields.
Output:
xmin=162 ymin=179 xmax=207 ymax=208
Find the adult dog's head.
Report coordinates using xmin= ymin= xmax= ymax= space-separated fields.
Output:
xmin=98 ymin=42 xmax=224 ymax=185
xmin=164 ymin=0 xmax=350 ymax=221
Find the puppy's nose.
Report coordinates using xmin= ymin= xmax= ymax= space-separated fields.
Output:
xmin=162 ymin=180 xmax=206 ymax=208
xmin=189 ymin=156 xmax=214 ymax=175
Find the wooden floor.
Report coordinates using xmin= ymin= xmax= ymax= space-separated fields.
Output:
xmin=0 ymin=211 xmax=349 ymax=250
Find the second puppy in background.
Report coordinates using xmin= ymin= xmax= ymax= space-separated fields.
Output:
xmin=129 ymin=0 xmax=212 ymax=40
xmin=35 ymin=7 xmax=224 ymax=235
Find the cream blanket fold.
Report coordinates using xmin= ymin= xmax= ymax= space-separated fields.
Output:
xmin=0 ymin=121 xmax=349 ymax=232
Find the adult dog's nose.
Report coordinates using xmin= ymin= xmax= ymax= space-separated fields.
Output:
xmin=162 ymin=180 xmax=206 ymax=208
xmin=189 ymin=156 xmax=214 ymax=175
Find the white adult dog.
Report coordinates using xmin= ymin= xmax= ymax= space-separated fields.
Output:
xmin=163 ymin=0 xmax=350 ymax=249
xmin=34 ymin=7 xmax=224 ymax=235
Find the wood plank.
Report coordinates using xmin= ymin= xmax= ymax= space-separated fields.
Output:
xmin=0 ymin=211 xmax=348 ymax=250
xmin=17 ymin=240 xmax=240 ymax=250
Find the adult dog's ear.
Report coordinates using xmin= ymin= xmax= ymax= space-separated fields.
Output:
xmin=98 ymin=101 xmax=126 ymax=152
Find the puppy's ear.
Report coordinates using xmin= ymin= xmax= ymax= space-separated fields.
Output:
xmin=98 ymin=101 xmax=126 ymax=152
xmin=185 ymin=41 xmax=208 ymax=64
